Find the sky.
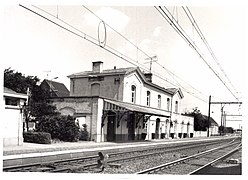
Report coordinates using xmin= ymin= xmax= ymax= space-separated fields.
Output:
xmin=2 ymin=2 xmax=246 ymax=129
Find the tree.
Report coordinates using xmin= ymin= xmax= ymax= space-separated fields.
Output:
xmin=4 ymin=68 xmax=39 ymax=94
xmin=36 ymin=115 xmax=80 ymax=142
xmin=4 ymin=68 xmax=59 ymax=131
xmin=219 ymin=126 xmax=234 ymax=135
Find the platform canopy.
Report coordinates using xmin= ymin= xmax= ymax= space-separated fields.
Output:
xmin=103 ymin=99 xmax=170 ymax=117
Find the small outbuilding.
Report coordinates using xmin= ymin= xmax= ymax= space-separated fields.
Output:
xmin=3 ymin=87 xmax=28 ymax=146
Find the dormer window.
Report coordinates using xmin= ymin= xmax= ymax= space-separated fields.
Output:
xmin=131 ymin=85 xmax=136 ymax=103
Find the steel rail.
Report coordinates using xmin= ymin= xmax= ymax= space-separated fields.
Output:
xmin=188 ymin=143 xmax=242 ymax=175
xmin=135 ymin=141 xmax=241 ymax=174
xmin=52 ymin=138 xmax=238 ymax=173
xmin=3 ymin=137 xmax=239 ymax=172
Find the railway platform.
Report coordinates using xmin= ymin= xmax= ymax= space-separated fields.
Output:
xmin=2 ymin=136 xmax=239 ymax=169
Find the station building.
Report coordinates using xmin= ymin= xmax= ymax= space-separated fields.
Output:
xmin=51 ymin=61 xmax=194 ymax=142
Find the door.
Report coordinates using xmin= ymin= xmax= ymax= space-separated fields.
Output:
xmin=155 ymin=118 xmax=160 ymax=139
xmin=128 ymin=114 xmax=135 ymax=140
xmin=107 ymin=113 xmax=116 ymax=141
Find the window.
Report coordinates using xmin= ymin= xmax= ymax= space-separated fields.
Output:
xmin=88 ymin=76 xmax=104 ymax=82
xmin=75 ymin=117 xmax=86 ymax=130
xmin=158 ymin=95 xmax=161 ymax=108
xmin=131 ymin=85 xmax=136 ymax=103
xmin=146 ymin=91 xmax=151 ymax=106
xmin=175 ymin=101 xmax=178 ymax=113
xmin=91 ymin=83 xmax=100 ymax=96
xmin=5 ymin=97 xmax=18 ymax=106
xmin=167 ymin=98 xmax=170 ymax=111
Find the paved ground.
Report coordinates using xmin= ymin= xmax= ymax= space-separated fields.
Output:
xmin=2 ymin=136 xmax=241 ymax=175
xmin=3 ymin=136 xmax=224 ymax=156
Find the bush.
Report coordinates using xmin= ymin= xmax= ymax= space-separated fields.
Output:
xmin=36 ymin=115 xmax=80 ymax=142
xmin=23 ymin=131 xmax=51 ymax=144
xmin=79 ymin=124 xmax=89 ymax=141
xmin=141 ymin=133 xmax=147 ymax=140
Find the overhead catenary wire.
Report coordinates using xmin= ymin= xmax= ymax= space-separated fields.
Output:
xmin=82 ymin=5 xmax=209 ymax=103
xmin=20 ymin=5 xmax=179 ymax=86
xmin=163 ymin=6 xmax=239 ymax=101
xmin=182 ymin=6 xmax=238 ymax=99
xmin=155 ymin=6 xmax=239 ymax=101
xmin=21 ymin=5 xmax=209 ymax=103
xmin=155 ymin=61 xmax=208 ymax=98
xmin=82 ymin=5 xmax=152 ymax=60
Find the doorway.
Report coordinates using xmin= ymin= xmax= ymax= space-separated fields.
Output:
xmin=128 ymin=113 xmax=135 ymax=140
xmin=155 ymin=118 xmax=160 ymax=139
xmin=107 ymin=112 xmax=116 ymax=141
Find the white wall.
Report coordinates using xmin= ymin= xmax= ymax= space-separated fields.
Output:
xmin=210 ymin=126 xmax=219 ymax=135
xmin=123 ymin=71 xmax=172 ymax=112
xmin=194 ymin=131 xmax=208 ymax=137
xmin=171 ymin=92 xmax=182 ymax=114
xmin=123 ymin=73 xmax=143 ymax=104
xmin=3 ymin=97 xmax=26 ymax=146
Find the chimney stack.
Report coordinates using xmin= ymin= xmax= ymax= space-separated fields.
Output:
xmin=92 ymin=61 xmax=103 ymax=73
xmin=144 ymin=73 xmax=152 ymax=83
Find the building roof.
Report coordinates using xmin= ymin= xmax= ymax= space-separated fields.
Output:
xmin=202 ymin=115 xmax=219 ymax=126
xmin=42 ymin=79 xmax=70 ymax=97
xmin=68 ymin=67 xmax=137 ymax=78
xmin=4 ymin=87 xmax=17 ymax=94
xmin=4 ymin=87 xmax=28 ymax=99
xmin=166 ymin=88 xmax=184 ymax=99
xmin=104 ymin=98 xmax=171 ymax=117
xmin=68 ymin=66 xmax=182 ymax=97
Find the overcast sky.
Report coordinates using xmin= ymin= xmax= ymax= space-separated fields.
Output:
xmin=2 ymin=3 xmax=246 ymax=129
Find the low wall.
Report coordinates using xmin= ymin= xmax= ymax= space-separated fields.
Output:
xmin=194 ymin=131 xmax=207 ymax=137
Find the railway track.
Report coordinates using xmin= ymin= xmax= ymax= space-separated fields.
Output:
xmin=3 ymin=137 xmax=240 ymax=173
xmin=57 ymin=137 xmax=240 ymax=173
xmin=136 ymin=140 xmax=241 ymax=175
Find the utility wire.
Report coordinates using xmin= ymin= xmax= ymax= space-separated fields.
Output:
xmin=82 ymin=5 xmax=209 ymax=102
xmin=20 ymin=5 xmax=178 ymax=87
xmin=182 ymin=6 xmax=238 ymax=99
xmin=21 ymin=5 xmax=209 ymax=103
xmin=155 ymin=6 xmax=239 ymax=101
xmin=155 ymin=61 xmax=208 ymax=98
xmin=164 ymin=6 xmax=239 ymax=101
xmin=83 ymin=5 xmax=209 ymax=103
xmin=82 ymin=5 xmax=152 ymax=59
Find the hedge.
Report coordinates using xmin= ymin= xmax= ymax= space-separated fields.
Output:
xmin=79 ymin=124 xmax=89 ymax=141
xmin=23 ymin=131 xmax=51 ymax=144
xmin=36 ymin=115 xmax=80 ymax=142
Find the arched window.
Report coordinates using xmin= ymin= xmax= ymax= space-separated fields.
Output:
xmin=131 ymin=85 xmax=136 ymax=103
xmin=146 ymin=91 xmax=151 ymax=106
xmin=167 ymin=98 xmax=170 ymax=111
xmin=158 ymin=95 xmax=161 ymax=108
xmin=175 ymin=101 xmax=178 ymax=113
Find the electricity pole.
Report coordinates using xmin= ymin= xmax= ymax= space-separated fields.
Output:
xmin=207 ymin=95 xmax=211 ymax=137
xmin=208 ymin=97 xmax=242 ymax=136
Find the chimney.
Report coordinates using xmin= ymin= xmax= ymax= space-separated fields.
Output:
xmin=144 ymin=73 xmax=152 ymax=83
xmin=92 ymin=61 xmax=103 ymax=73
